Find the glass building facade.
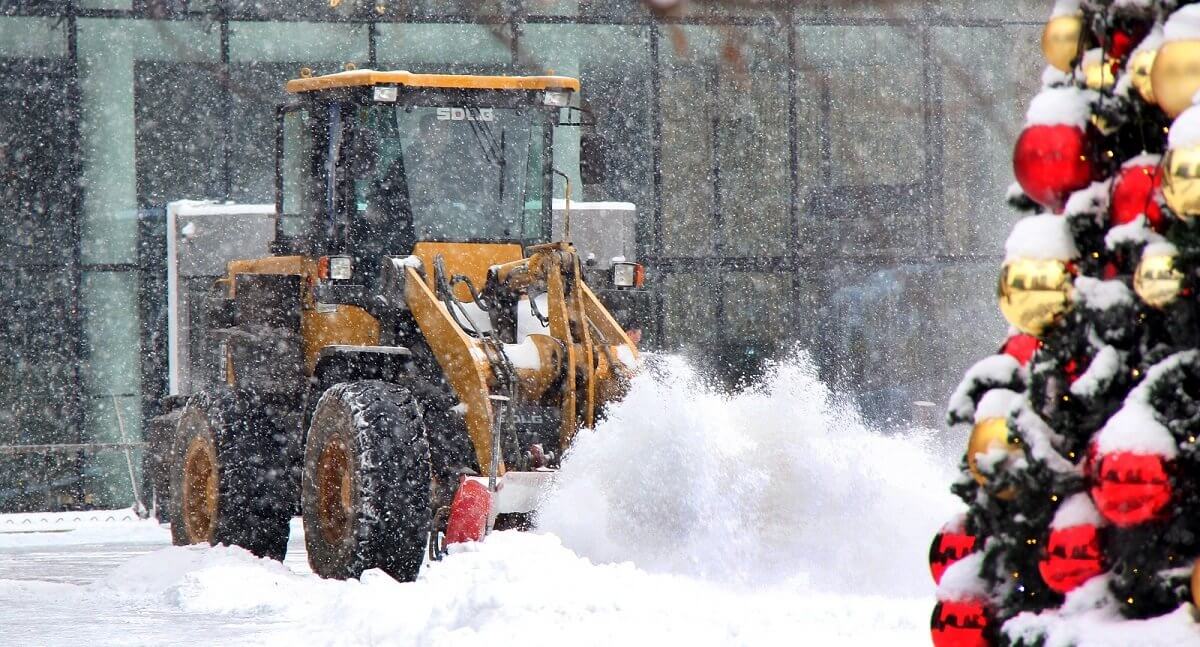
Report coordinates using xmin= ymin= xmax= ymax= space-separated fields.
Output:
xmin=0 ymin=0 xmax=1045 ymax=510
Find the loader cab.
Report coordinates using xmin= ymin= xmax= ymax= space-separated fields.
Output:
xmin=274 ymin=70 xmax=579 ymax=284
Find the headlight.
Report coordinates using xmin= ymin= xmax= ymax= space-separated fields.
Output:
xmin=612 ymin=262 xmax=644 ymax=289
xmin=543 ymin=90 xmax=571 ymax=107
xmin=373 ymin=86 xmax=398 ymax=102
xmin=320 ymin=255 xmax=353 ymax=280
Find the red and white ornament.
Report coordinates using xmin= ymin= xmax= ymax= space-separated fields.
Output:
xmin=931 ymin=599 xmax=990 ymax=647
xmin=929 ymin=513 xmax=978 ymax=585
xmin=1014 ymin=125 xmax=1096 ymax=213
xmin=1000 ymin=333 xmax=1039 ymax=367
xmin=1038 ymin=494 xmax=1106 ymax=594
xmin=931 ymin=553 xmax=991 ymax=647
xmin=1091 ymin=451 xmax=1172 ymax=525
xmin=1013 ymin=88 xmax=1098 ymax=213
xmin=1109 ymin=155 xmax=1164 ymax=231
xmin=1089 ymin=403 xmax=1176 ymax=526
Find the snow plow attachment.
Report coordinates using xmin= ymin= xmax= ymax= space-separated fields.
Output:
xmin=405 ymin=240 xmax=639 ymax=550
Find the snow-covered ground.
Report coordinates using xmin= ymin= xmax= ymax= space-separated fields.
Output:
xmin=0 ymin=353 xmax=960 ymax=646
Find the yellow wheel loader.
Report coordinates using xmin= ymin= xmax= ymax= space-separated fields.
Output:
xmin=160 ymin=69 xmax=640 ymax=581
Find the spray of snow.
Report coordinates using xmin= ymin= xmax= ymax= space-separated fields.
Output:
xmin=536 ymin=351 xmax=960 ymax=596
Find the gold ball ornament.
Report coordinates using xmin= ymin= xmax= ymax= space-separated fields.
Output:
xmin=1134 ymin=249 xmax=1184 ymax=308
xmin=1130 ymin=48 xmax=1157 ymax=104
xmin=998 ymin=258 xmax=1074 ymax=336
xmin=1083 ymin=56 xmax=1117 ymax=91
xmin=1042 ymin=14 xmax=1084 ymax=72
xmin=968 ymin=417 xmax=1021 ymax=500
xmin=1151 ymin=40 xmax=1200 ymax=118
xmin=1161 ymin=144 xmax=1200 ymax=220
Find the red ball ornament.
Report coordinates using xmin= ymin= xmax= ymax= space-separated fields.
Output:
xmin=931 ymin=598 xmax=990 ymax=647
xmin=1000 ymin=334 xmax=1039 ymax=367
xmin=1107 ymin=25 xmax=1148 ymax=61
xmin=1090 ymin=452 xmax=1172 ymax=526
xmin=1110 ymin=164 xmax=1164 ymax=231
xmin=929 ymin=516 xmax=978 ymax=585
xmin=1038 ymin=524 xmax=1105 ymax=593
xmin=1013 ymin=124 xmax=1095 ymax=213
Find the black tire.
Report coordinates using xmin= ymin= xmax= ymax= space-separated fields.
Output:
xmin=144 ymin=409 xmax=181 ymax=523
xmin=302 ymin=380 xmax=432 ymax=581
xmin=169 ymin=389 xmax=294 ymax=560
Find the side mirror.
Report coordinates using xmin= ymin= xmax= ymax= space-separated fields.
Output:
xmin=580 ymin=130 xmax=607 ymax=186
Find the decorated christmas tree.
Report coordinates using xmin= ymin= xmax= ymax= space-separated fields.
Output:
xmin=935 ymin=1 xmax=1200 ymax=644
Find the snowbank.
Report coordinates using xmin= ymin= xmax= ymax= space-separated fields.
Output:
xmin=0 ymin=509 xmax=167 ymax=548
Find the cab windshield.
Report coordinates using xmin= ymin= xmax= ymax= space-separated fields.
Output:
xmin=351 ymin=104 xmax=546 ymax=245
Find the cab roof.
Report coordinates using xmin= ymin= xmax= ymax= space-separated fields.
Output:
xmin=286 ymin=69 xmax=580 ymax=94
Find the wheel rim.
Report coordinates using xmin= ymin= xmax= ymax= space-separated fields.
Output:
xmin=316 ymin=438 xmax=353 ymax=545
xmin=181 ymin=435 xmax=217 ymax=542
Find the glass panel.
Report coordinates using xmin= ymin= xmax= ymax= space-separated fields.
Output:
xmin=0 ymin=60 xmax=73 ymax=265
xmin=82 ymin=271 xmax=140 ymax=397
xmin=0 ymin=17 xmax=67 ymax=57
xmin=134 ymin=61 xmax=225 ymax=206
xmin=281 ymin=107 xmax=316 ymax=237
xmin=348 ymin=104 xmax=547 ymax=244
xmin=723 ymin=271 xmax=792 ymax=342
xmin=933 ymin=0 xmax=1047 ymax=21
xmin=793 ymin=24 xmax=926 ymax=258
xmin=78 ymin=0 xmax=130 ymax=9
xmin=78 ymin=19 xmax=220 ymax=264
xmin=658 ymin=25 xmax=788 ymax=259
xmin=522 ymin=23 xmax=653 ymax=253
xmin=225 ymin=0 xmax=358 ymax=20
xmin=934 ymin=24 xmax=1042 ymax=256
xmin=376 ymin=23 xmax=511 ymax=72
xmin=818 ymin=0 xmax=926 ymax=20
xmin=523 ymin=0 xmax=649 ymax=18
xmin=0 ymin=268 xmax=77 ymax=445
xmin=227 ymin=22 xmax=368 ymax=203
xmin=661 ymin=270 xmax=717 ymax=347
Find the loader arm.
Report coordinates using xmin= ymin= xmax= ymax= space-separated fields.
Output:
xmin=403 ymin=265 xmax=501 ymax=475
